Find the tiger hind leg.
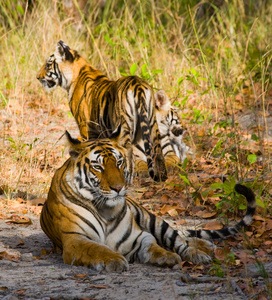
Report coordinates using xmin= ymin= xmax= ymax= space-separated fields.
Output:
xmin=135 ymin=235 xmax=181 ymax=267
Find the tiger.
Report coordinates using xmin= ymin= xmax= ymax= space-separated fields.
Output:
xmin=134 ymin=89 xmax=190 ymax=168
xmin=36 ymin=40 xmax=167 ymax=184
xmin=40 ymin=129 xmax=256 ymax=272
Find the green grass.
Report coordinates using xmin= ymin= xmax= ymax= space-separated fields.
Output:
xmin=0 ymin=0 xmax=271 ymax=203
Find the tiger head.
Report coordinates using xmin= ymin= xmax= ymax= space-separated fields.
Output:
xmin=154 ymin=90 xmax=188 ymax=161
xmin=66 ymin=128 xmax=129 ymax=209
xmin=36 ymin=41 xmax=87 ymax=91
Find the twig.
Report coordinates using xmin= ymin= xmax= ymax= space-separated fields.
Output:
xmin=230 ymin=279 xmax=247 ymax=300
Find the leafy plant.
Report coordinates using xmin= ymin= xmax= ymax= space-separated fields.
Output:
xmin=120 ymin=63 xmax=163 ymax=82
xmin=208 ymin=259 xmax=225 ymax=277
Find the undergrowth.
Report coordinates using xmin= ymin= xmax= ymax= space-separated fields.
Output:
xmin=0 ymin=0 xmax=271 ymax=211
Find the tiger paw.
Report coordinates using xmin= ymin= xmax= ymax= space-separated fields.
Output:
xmin=147 ymin=244 xmax=181 ymax=267
xmin=63 ymin=244 xmax=129 ymax=272
xmin=93 ymin=254 xmax=129 ymax=273
xmin=181 ymin=238 xmax=215 ymax=264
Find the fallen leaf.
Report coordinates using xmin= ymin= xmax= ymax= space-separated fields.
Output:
xmin=266 ymin=219 xmax=272 ymax=230
xmin=160 ymin=205 xmax=173 ymax=214
xmin=75 ymin=274 xmax=87 ymax=278
xmin=6 ymin=215 xmax=32 ymax=225
xmin=168 ymin=208 xmax=178 ymax=217
xmin=88 ymin=285 xmax=108 ymax=289
xmin=41 ymin=249 xmax=48 ymax=255
xmin=203 ymin=220 xmax=223 ymax=230
xmin=214 ymin=247 xmax=231 ymax=262
xmin=160 ymin=194 xmax=170 ymax=202
xmin=195 ymin=210 xmax=217 ymax=218
xmin=0 ymin=251 xmax=13 ymax=261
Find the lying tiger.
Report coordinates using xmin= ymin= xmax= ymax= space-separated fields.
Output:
xmin=36 ymin=41 xmax=168 ymax=183
xmin=40 ymin=129 xmax=256 ymax=272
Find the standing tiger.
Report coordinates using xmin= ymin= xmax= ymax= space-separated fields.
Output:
xmin=40 ymin=130 xmax=256 ymax=272
xmin=36 ymin=41 xmax=167 ymax=183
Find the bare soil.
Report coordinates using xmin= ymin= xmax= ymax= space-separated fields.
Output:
xmin=0 ymin=213 xmax=254 ymax=300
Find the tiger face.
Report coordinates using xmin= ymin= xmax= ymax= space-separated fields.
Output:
xmin=36 ymin=41 xmax=85 ymax=91
xmin=66 ymin=131 xmax=129 ymax=209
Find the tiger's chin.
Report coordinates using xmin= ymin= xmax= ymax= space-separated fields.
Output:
xmin=105 ymin=196 xmax=126 ymax=208
xmin=40 ymin=79 xmax=57 ymax=91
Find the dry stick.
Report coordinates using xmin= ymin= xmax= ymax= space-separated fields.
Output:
xmin=230 ymin=279 xmax=247 ymax=300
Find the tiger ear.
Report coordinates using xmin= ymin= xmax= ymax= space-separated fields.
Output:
xmin=55 ymin=40 xmax=73 ymax=63
xmin=109 ymin=124 xmax=122 ymax=142
xmin=154 ymin=90 xmax=171 ymax=111
xmin=65 ymin=130 xmax=83 ymax=159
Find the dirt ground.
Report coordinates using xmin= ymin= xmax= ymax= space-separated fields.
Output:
xmin=0 ymin=211 xmax=262 ymax=300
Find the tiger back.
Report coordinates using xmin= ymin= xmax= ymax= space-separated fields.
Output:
xmin=36 ymin=41 xmax=167 ymax=183
xmin=40 ymin=130 xmax=256 ymax=272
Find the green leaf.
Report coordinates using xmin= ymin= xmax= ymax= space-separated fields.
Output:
xmin=151 ymin=69 xmax=163 ymax=74
xmin=178 ymin=174 xmax=191 ymax=186
xmin=177 ymin=76 xmax=184 ymax=85
xmin=141 ymin=63 xmax=147 ymax=74
xmin=190 ymin=68 xmax=197 ymax=76
xmin=251 ymin=133 xmax=259 ymax=141
xmin=247 ymin=154 xmax=257 ymax=165
xmin=211 ymin=182 xmax=223 ymax=189
xmin=256 ymin=197 xmax=265 ymax=208
xmin=223 ymin=180 xmax=233 ymax=194
xmin=16 ymin=5 xmax=24 ymax=15
xmin=104 ymin=34 xmax=114 ymax=46
xmin=130 ymin=63 xmax=137 ymax=75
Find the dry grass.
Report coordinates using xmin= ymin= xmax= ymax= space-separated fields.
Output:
xmin=0 ymin=0 xmax=271 ymax=208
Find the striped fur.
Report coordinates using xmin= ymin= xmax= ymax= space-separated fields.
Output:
xmin=36 ymin=41 xmax=167 ymax=183
xmin=134 ymin=90 xmax=190 ymax=166
xmin=40 ymin=132 xmax=256 ymax=272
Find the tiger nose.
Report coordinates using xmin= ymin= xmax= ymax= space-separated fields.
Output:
xmin=110 ymin=184 xmax=124 ymax=193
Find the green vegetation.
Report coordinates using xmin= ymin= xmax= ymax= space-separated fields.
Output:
xmin=0 ymin=0 xmax=271 ymax=201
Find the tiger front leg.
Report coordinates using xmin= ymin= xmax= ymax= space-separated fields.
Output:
xmin=62 ymin=236 xmax=129 ymax=272
xmin=150 ymin=121 xmax=168 ymax=182
xmin=135 ymin=234 xmax=181 ymax=267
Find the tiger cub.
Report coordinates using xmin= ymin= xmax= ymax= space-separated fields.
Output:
xmin=40 ymin=130 xmax=256 ymax=272
xmin=36 ymin=41 xmax=167 ymax=183
xmin=134 ymin=90 xmax=190 ymax=168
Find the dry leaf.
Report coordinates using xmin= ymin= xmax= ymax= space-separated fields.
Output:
xmin=160 ymin=194 xmax=170 ymax=202
xmin=168 ymin=208 xmax=178 ymax=217
xmin=41 ymin=249 xmax=48 ymax=256
xmin=88 ymin=284 xmax=108 ymax=289
xmin=203 ymin=220 xmax=223 ymax=230
xmin=75 ymin=274 xmax=87 ymax=278
xmin=195 ymin=210 xmax=217 ymax=219
xmin=0 ymin=251 xmax=13 ymax=261
xmin=160 ymin=205 xmax=173 ymax=214
xmin=6 ymin=215 xmax=32 ymax=225
xmin=214 ymin=247 xmax=231 ymax=262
